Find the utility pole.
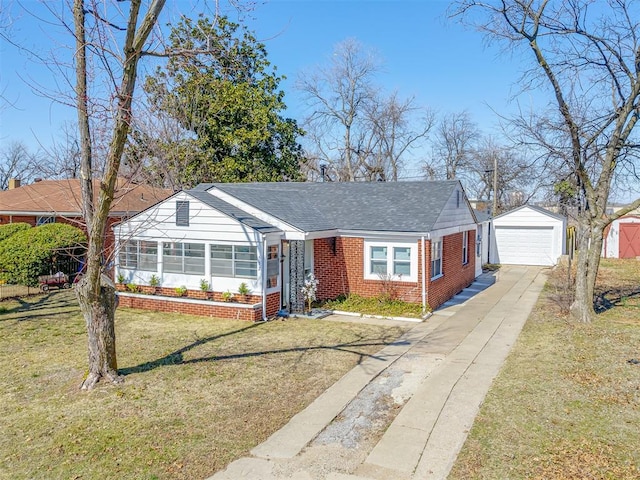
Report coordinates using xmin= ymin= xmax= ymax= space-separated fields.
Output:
xmin=492 ymin=153 xmax=498 ymax=215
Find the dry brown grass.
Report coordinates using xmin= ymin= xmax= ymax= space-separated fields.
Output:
xmin=449 ymin=258 xmax=640 ymax=480
xmin=0 ymin=291 xmax=407 ymax=480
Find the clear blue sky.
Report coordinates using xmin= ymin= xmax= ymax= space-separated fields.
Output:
xmin=0 ymin=1 xmax=537 ymax=161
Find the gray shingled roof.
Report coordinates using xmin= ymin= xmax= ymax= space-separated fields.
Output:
xmin=195 ymin=181 xmax=461 ymax=233
xmin=186 ymin=189 xmax=281 ymax=233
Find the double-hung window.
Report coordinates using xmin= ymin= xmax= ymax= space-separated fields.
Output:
xmin=431 ymin=239 xmax=442 ymax=278
xmin=462 ymin=231 xmax=469 ymax=265
xmin=119 ymin=240 xmax=158 ymax=271
xmin=370 ymin=246 xmax=388 ymax=274
xmin=393 ymin=247 xmax=411 ymax=275
xmin=210 ymin=244 xmax=258 ymax=279
xmin=163 ymin=242 xmax=205 ymax=274
xmin=365 ymin=242 xmax=415 ymax=281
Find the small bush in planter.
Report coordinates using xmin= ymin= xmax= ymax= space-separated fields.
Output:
xmin=222 ymin=290 xmax=234 ymax=302
xmin=117 ymin=273 xmax=126 ymax=284
xmin=126 ymin=283 xmax=139 ymax=293
xmin=149 ymin=274 xmax=161 ymax=294
xmin=237 ymin=282 xmax=251 ymax=297
xmin=174 ymin=285 xmax=188 ymax=297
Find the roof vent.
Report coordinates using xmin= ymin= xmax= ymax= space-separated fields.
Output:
xmin=8 ymin=178 xmax=21 ymax=189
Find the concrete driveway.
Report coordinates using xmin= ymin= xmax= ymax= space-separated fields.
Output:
xmin=208 ymin=265 xmax=547 ymax=480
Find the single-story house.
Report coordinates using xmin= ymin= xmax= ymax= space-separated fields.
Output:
xmin=0 ymin=178 xmax=172 ymax=258
xmin=603 ymin=215 xmax=640 ymax=258
xmin=489 ymin=205 xmax=566 ymax=266
xmin=114 ymin=180 xmax=480 ymax=321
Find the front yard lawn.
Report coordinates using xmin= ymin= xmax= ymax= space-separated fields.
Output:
xmin=0 ymin=292 xmax=407 ymax=480
xmin=449 ymin=258 xmax=640 ymax=479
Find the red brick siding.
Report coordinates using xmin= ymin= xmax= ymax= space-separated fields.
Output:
xmin=117 ymin=289 xmax=280 ymax=320
xmin=314 ymin=237 xmax=350 ymax=299
xmin=118 ymin=295 xmax=262 ymax=321
xmin=427 ymin=231 xmax=475 ymax=310
xmin=314 ymin=232 xmax=475 ymax=311
xmin=0 ymin=215 xmax=37 ymax=226
xmin=265 ymin=291 xmax=281 ymax=317
xmin=314 ymin=237 xmax=423 ymax=304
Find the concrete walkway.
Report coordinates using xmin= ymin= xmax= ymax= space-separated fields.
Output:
xmin=207 ymin=265 xmax=547 ymax=480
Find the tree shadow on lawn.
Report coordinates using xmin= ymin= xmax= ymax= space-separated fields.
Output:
xmin=119 ymin=323 xmax=408 ymax=376
xmin=0 ymin=291 xmax=78 ymax=321
xmin=595 ymin=288 xmax=640 ymax=313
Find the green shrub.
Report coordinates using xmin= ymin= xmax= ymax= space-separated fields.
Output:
xmin=0 ymin=222 xmax=31 ymax=242
xmin=322 ymin=294 xmax=426 ymax=318
xmin=0 ymin=223 xmax=87 ymax=286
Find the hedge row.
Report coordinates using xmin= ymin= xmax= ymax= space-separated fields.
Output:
xmin=0 ymin=223 xmax=87 ymax=286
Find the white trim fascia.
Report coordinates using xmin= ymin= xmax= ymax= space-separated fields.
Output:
xmin=207 ymin=187 xmax=303 ymax=235
xmin=302 ymin=229 xmax=340 ymax=240
xmin=429 ymin=223 xmax=477 ymax=239
xmin=339 ymin=230 xmax=432 ymax=240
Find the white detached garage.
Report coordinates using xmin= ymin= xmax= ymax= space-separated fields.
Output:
xmin=490 ymin=205 xmax=566 ymax=266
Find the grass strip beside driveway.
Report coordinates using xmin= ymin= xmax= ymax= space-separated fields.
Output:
xmin=450 ymin=259 xmax=640 ymax=479
xmin=0 ymin=292 xmax=407 ymax=480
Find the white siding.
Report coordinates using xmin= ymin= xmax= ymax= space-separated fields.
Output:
xmin=114 ymin=192 xmax=281 ymax=293
xmin=431 ymin=188 xmax=476 ymax=233
xmin=116 ymin=192 xmax=263 ymax=243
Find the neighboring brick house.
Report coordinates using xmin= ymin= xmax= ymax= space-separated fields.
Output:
xmin=0 ymin=178 xmax=172 ymax=260
xmin=114 ymin=181 xmax=479 ymax=321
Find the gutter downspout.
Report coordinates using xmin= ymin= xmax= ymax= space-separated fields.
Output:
xmin=262 ymin=236 xmax=268 ymax=321
xmin=421 ymin=236 xmax=427 ymax=314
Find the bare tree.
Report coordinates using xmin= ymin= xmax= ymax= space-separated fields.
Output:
xmin=469 ymin=137 xmax=534 ymax=213
xmin=0 ymin=141 xmax=41 ymax=189
xmin=365 ymin=93 xmax=434 ymax=181
xmin=298 ymin=39 xmax=432 ymax=182
xmin=298 ymin=38 xmax=380 ymax=181
xmin=37 ymin=122 xmax=82 ymax=179
xmin=426 ymin=110 xmax=480 ymax=180
xmin=455 ymin=0 xmax=640 ymax=322
xmin=70 ymin=0 xmax=169 ymax=389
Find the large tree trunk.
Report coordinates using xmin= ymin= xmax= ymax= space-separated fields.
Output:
xmin=76 ymin=273 xmax=120 ymax=389
xmin=570 ymin=219 xmax=605 ymax=323
xmin=72 ymin=0 xmax=166 ymax=390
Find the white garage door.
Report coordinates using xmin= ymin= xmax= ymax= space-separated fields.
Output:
xmin=494 ymin=226 xmax=555 ymax=266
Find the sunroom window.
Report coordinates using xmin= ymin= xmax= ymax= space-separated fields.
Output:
xmin=119 ymin=240 xmax=157 ymax=271
xmin=163 ymin=242 xmax=205 ymax=275
xmin=210 ymin=244 xmax=258 ymax=279
xmin=266 ymin=244 xmax=279 ymax=288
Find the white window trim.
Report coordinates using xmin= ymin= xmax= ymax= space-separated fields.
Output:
xmin=431 ymin=238 xmax=443 ymax=280
xmin=363 ymin=240 xmax=417 ymax=282
xmin=462 ymin=231 xmax=469 ymax=265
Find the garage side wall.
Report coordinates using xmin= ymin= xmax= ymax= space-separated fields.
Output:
xmin=603 ymin=216 xmax=640 ymax=259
